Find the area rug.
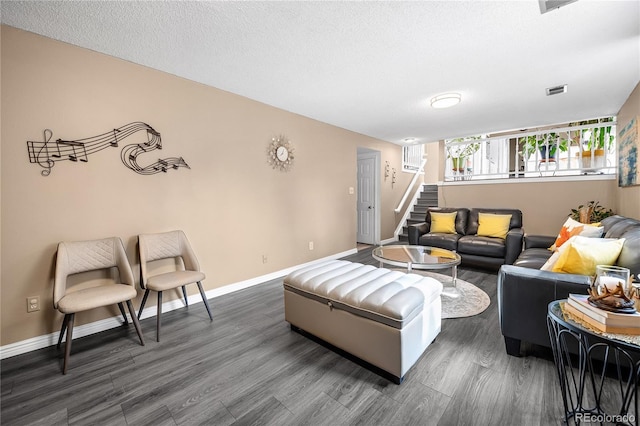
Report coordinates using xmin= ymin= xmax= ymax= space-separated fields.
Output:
xmin=414 ymin=271 xmax=491 ymax=319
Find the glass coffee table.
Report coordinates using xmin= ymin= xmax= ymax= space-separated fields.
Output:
xmin=372 ymin=245 xmax=462 ymax=297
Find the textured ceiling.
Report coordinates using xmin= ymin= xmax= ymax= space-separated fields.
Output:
xmin=2 ymin=1 xmax=639 ymax=144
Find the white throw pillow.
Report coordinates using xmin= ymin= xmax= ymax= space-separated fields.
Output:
xmin=549 ymin=217 xmax=604 ymax=251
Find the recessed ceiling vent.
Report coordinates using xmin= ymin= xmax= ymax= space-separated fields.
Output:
xmin=546 ymin=84 xmax=567 ymax=96
xmin=539 ymin=0 xmax=578 ymax=14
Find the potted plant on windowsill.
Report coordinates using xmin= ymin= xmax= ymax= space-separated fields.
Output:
xmin=519 ymin=132 xmax=569 ymax=161
xmin=446 ymin=138 xmax=480 ymax=173
xmin=577 ymin=118 xmax=615 ymax=170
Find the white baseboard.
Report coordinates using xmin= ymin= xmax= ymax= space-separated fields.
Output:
xmin=380 ymin=237 xmax=398 ymax=245
xmin=0 ymin=248 xmax=357 ymax=360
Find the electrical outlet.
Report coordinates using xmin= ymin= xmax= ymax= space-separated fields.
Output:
xmin=27 ymin=296 xmax=40 ymax=313
xmin=309 ymin=241 xmax=314 ymax=250
xmin=262 ymin=255 xmax=268 ymax=264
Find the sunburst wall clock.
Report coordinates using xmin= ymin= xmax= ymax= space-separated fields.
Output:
xmin=267 ymin=135 xmax=294 ymax=172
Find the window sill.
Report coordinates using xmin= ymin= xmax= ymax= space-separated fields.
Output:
xmin=440 ymin=174 xmax=616 ymax=186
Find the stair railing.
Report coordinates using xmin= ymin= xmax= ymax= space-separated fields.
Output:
xmin=395 ymin=158 xmax=427 ymax=214
xmin=393 ymin=158 xmax=427 ymax=240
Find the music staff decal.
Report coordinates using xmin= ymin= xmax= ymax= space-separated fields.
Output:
xmin=27 ymin=122 xmax=190 ymax=176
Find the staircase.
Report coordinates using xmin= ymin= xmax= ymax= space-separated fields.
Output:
xmin=398 ymin=184 xmax=439 ymax=242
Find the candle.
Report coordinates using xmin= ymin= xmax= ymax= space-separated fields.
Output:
xmin=599 ymin=276 xmax=623 ymax=292
xmin=595 ymin=265 xmax=631 ymax=296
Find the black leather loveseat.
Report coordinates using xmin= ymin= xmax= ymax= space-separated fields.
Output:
xmin=408 ymin=207 xmax=524 ymax=270
xmin=497 ymin=215 xmax=640 ymax=356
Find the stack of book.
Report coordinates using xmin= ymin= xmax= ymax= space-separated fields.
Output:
xmin=564 ymin=294 xmax=640 ymax=335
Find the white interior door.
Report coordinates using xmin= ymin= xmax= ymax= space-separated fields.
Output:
xmin=357 ymin=154 xmax=377 ymax=244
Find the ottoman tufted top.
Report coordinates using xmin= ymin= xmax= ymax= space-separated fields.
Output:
xmin=284 ymin=260 xmax=442 ymax=329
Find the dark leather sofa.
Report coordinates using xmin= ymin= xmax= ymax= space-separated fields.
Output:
xmin=408 ymin=207 xmax=524 ymax=270
xmin=497 ymin=215 xmax=640 ymax=356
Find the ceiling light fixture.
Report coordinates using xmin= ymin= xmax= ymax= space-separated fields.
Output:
xmin=430 ymin=93 xmax=461 ymax=109
xmin=403 ymin=137 xmax=417 ymax=143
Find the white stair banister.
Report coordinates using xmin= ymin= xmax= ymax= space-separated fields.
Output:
xmin=395 ymin=158 xmax=427 ymax=214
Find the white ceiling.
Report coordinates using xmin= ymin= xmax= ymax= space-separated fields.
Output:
xmin=2 ymin=1 xmax=639 ymax=144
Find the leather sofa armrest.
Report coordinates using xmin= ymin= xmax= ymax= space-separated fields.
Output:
xmin=408 ymin=222 xmax=429 ymax=245
xmin=524 ymin=234 xmax=556 ymax=250
xmin=504 ymin=227 xmax=524 ymax=265
xmin=497 ymin=265 xmax=592 ymax=351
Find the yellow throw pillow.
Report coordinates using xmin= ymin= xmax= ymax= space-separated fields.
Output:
xmin=476 ymin=213 xmax=512 ymax=239
xmin=549 ymin=217 xmax=604 ymax=251
xmin=552 ymin=236 xmax=625 ymax=276
xmin=540 ymin=236 xmax=575 ymax=271
xmin=430 ymin=211 xmax=457 ymax=234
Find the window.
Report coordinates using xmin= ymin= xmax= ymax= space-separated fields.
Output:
xmin=443 ymin=117 xmax=616 ymax=181
xmin=402 ymin=144 xmax=424 ymax=172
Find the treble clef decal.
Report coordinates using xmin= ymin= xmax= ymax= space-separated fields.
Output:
xmin=26 ymin=122 xmax=190 ymax=176
xmin=27 ymin=129 xmax=56 ymax=176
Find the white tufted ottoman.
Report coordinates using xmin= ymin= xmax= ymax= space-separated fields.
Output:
xmin=283 ymin=260 xmax=442 ymax=383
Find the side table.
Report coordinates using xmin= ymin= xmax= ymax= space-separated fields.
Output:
xmin=547 ymin=300 xmax=639 ymax=425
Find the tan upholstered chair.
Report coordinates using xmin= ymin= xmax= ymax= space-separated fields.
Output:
xmin=137 ymin=230 xmax=213 ymax=341
xmin=54 ymin=237 xmax=145 ymax=374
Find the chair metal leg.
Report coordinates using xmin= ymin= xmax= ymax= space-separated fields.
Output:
xmin=57 ymin=314 xmax=70 ymax=349
xmin=156 ymin=291 xmax=163 ymax=342
xmin=126 ymin=300 xmax=145 ymax=346
xmin=138 ymin=289 xmax=150 ymax=320
xmin=62 ymin=313 xmax=75 ymax=374
xmin=117 ymin=302 xmax=128 ymax=324
xmin=196 ymin=282 xmax=213 ymax=321
xmin=182 ymin=286 xmax=188 ymax=307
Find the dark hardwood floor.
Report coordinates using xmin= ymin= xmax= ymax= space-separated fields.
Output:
xmin=1 ymin=247 xmax=566 ymax=425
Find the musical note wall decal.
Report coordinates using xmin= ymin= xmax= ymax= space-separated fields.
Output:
xmin=26 ymin=122 xmax=190 ymax=176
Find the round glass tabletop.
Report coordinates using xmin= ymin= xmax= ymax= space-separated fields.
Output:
xmin=372 ymin=245 xmax=461 ymax=270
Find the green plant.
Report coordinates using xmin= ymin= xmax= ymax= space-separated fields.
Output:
xmin=519 ymin=132 xmax=569 ymax=159
xmin=569 ymin=200 xmax=614 ymax=224
xmin=571 ymin=117 xmax=615 ymax=152
xmin=585 ymin=125 xmax=615 ymax=151
xmin=446 ymin=142 xmax=480 ymax=159
xmin=445 ymin=137 xmax=481 ymax=170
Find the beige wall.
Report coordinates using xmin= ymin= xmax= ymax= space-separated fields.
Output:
xmin=439 ymin=178 xmax=617 ymax=235
xmin=0 ymin=26 xmax=412 ymax=346
xmin=616 ymin=82 xmax=640 ymax=218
